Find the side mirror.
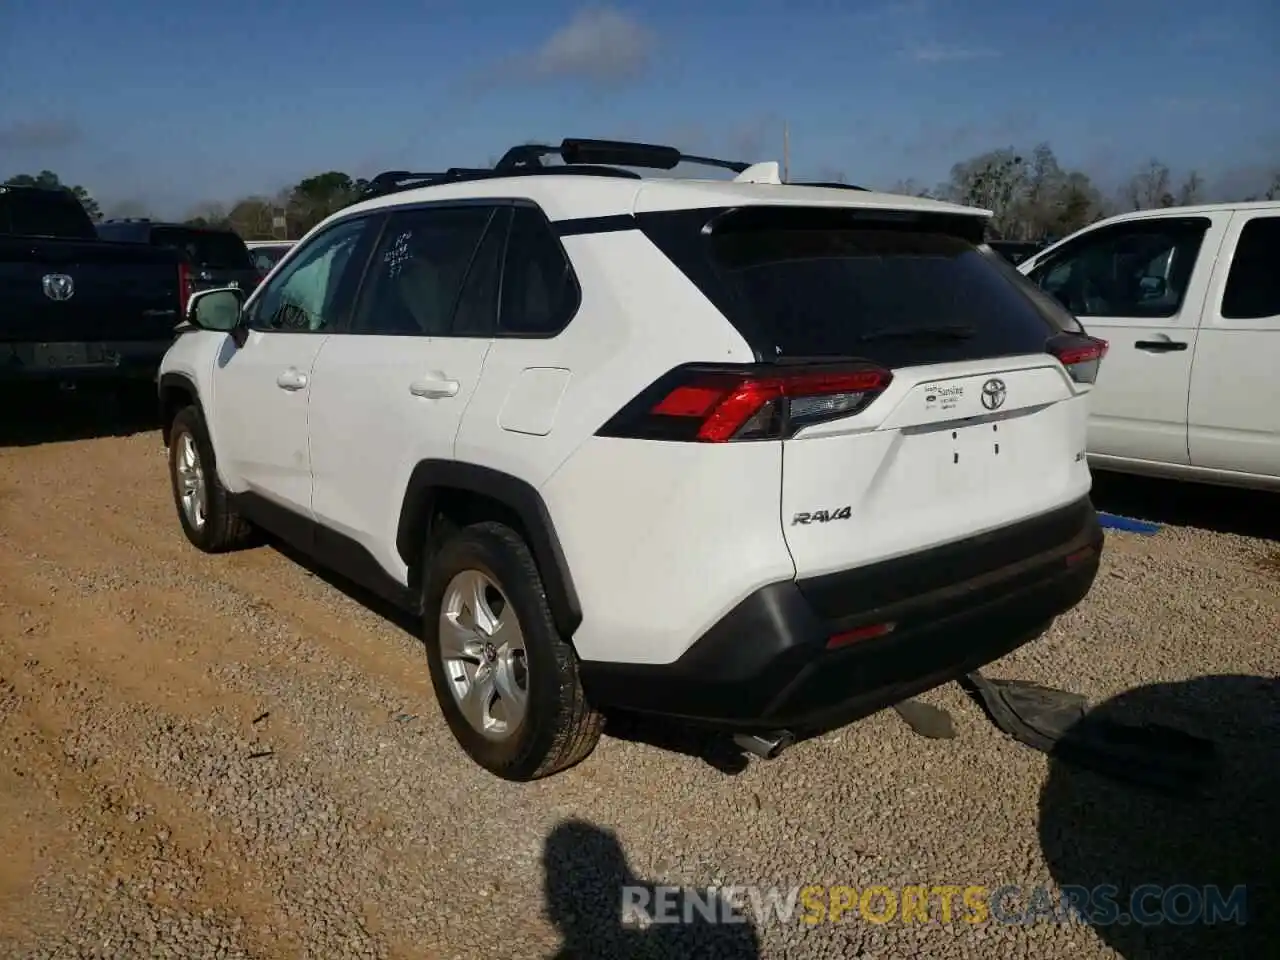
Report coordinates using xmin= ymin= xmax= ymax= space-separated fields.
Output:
xmin=1138 ymin=275 xmax=1167 ymax=299
xmin=185 ymin=286 xmax=245 ymax=334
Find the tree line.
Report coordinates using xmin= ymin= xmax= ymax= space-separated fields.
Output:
xmin=7 ymin=145 xmax=1280 ymax=242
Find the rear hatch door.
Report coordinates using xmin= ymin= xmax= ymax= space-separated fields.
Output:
xmin=642 ymin=204 xmax=1092 ymax=578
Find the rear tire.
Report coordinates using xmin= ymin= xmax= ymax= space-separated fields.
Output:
xmin=422 ymin=521 xmax=603 ymax=781
xmin=167 ymin=404 xmax=254 ymax=552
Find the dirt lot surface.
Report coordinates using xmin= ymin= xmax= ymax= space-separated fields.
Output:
xmin=1 ymin=397 xmax=1277 ymax=960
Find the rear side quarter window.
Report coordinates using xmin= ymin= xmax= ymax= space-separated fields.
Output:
xmin=496 ymin=205 xmax=581 ymax=338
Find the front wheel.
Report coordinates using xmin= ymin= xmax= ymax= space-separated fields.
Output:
xmin=422 ymin=521 xmax=603 ymax=781
xmin=167 ymin=404 xmax=254 ymax=552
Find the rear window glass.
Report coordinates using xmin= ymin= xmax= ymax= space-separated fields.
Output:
xmin=701 ymin=221 xmax=1061 ymax=366
xmin=152 ymin=228 xmax=252 ymax=269
xmin=0 ymin=187 xmax=96 ymax=239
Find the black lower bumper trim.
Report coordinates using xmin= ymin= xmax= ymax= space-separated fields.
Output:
xmin=579 ymin=497 xmax=1103 ymax=732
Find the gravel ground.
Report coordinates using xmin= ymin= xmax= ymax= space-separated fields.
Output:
xmin=1 ymin=396 xmax=1276 ymax=960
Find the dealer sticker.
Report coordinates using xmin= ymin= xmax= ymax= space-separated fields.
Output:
xmin=923 ymin=384 xmax=964 ymax=412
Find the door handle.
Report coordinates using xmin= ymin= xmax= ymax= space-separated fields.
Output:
xmin=409 ymin=376 xmax=460 ymax=399
xmin=276 ymin=368 xmax=308 ymax=390
xmin=1134 ymin=338 xmax=1188 ymax=353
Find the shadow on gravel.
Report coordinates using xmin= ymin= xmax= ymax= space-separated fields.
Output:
xmin=601 ymin=713 xmax=752 ymax=775
xmin=264 ymin=536 xmax=421 ymax=636
xmin=1038 ymin=674 xmax=1280 ymax=959
xmin=543 ymin=818 xmax=761 ymax=959
xmin=1090 ymin=470 xmax=1279 ymax=542
xmin=0 ymin=383 xmax=161 ymax=448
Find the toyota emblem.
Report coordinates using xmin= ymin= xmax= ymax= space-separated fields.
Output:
xmin=980 ymin=378 xmax=1007 ymax=411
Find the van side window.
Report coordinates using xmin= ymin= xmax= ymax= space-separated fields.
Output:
xmin=1222 ymin=216 xmax=1280 ymax=320
xmin=1028 ymin=219 xmax=1210 ymax=319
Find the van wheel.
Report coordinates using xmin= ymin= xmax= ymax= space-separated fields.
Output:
xmin=167 ymin=405 xmax=254 ymax=552
xmin=422 ymin=521 xmax=603 ymax=781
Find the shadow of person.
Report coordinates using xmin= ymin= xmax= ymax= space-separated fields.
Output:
xmin=543 ymin=818 xmax=761 ymax=960
xmin=1038 ymin=674 xmax=1279 ymax=958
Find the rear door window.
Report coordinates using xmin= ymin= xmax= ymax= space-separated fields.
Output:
xmin=640 ymin=208 xmax=1063 ymax=367
xmin=152 ymin=227 xmax=253 ymax=269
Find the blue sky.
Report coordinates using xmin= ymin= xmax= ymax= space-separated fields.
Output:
xmin=1 ymin=0 xmax=1276 ymax=217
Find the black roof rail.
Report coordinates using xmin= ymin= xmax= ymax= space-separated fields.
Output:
xmin=361 ymin=162 xmax=646 ymax=200
xmin=793 ymin=181 xmax=870 ymax=192
xmin=361 ymin=137 xmax=753 ymax=200
xmin=495 ymin=138 xmax=750 ymax=175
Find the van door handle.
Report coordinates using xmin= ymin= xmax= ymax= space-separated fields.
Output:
xmin=276 ymin=368 xmax=308 ymax=390
xmin=409 ymin=376 xmax=460 ymax=399
xmin=1134 ymin=334 xmax=1187 ymax=353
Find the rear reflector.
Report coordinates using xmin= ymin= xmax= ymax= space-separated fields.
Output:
xmin=1065 ymin=545 xmax=1096 ymax=567
xmin=1048 ymin=333 xmax=1108 ymax=385
xmin=827 ymin=622 xmax=896 ymax=650
xmin=599 ymin=363 xmax=893 ymax=443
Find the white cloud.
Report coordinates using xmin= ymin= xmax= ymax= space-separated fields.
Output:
xmin=528 ymin=6 xmax=655 ymax=82
xmin=470 ymin=6 xmax=656 ymax=91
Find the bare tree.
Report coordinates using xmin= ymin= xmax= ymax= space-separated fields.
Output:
xmin=942 ymin=149 xmax=1027 ymax=237
xmin=182 ymin=201 xmax=231 ymax=229
xmin=1177 ymin=170 xmax=1205 ymax=206
xmin=226 ymin=197 xmax=279 ymax=240
xmin=102 ymin=199 xmax=152 ymax=220
xmin=1124 ymin=159 xmax=1174 ymax=211
xmin=888 ymin=178 xmax=933 ymax=197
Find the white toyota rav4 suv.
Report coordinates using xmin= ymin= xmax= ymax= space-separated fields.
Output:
xmin=158 ymin=138 xmax=1107 ymax=781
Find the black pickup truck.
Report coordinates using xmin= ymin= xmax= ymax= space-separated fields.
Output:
xmin=0 ymin=184 xmax=185 ymax=390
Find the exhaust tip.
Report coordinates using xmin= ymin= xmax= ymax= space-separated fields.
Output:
xmin=733 ymin=731 xmax=795 ymax=760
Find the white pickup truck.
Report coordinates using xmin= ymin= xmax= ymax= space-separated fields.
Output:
xmin=1018 ymin=201 xmax=1279 ymax=492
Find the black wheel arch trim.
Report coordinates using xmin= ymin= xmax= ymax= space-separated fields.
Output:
xmin=157 ymin=371 xmax=202 ymax=445
xmin=397 ymin=460 xmax=583 ymax=638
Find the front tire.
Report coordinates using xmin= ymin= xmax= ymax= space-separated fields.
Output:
xmin=167 ymin=404 xmax=254 ymax=552
xmin=422 ymin=521 xmax=603 ymax=781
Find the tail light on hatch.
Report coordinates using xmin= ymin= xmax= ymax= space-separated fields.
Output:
xmin=1048 ymin=333 xmax=1108 ymax=385
xmin=597 ymin=363 xmax=893 ymax=442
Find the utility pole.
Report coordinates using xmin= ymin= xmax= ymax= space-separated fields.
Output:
xmin=783 ymin=122 xmax=790 ymax=183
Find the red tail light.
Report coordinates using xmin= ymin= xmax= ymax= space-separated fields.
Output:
xmin=1048 ymin=333 xmax=1108 ymax=385
xmin=177 ymin=261 xmax=192 ymax=316
xmin=598 ymin=363 xmax=893 ymax=442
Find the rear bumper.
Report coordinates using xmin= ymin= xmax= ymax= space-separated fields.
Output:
xmin=0 ymin=339 xmax=172 ymax=383
xmin=578 ymin=496 xmax=1103 ymax=732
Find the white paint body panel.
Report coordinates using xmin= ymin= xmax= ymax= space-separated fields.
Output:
xmin=307 ymin=333 xmax=494 ymax=584
xmin=210 ymin=329 xmax=326 ymax=515
xmin=781 ymin=358 xmax=1091 ymax=580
